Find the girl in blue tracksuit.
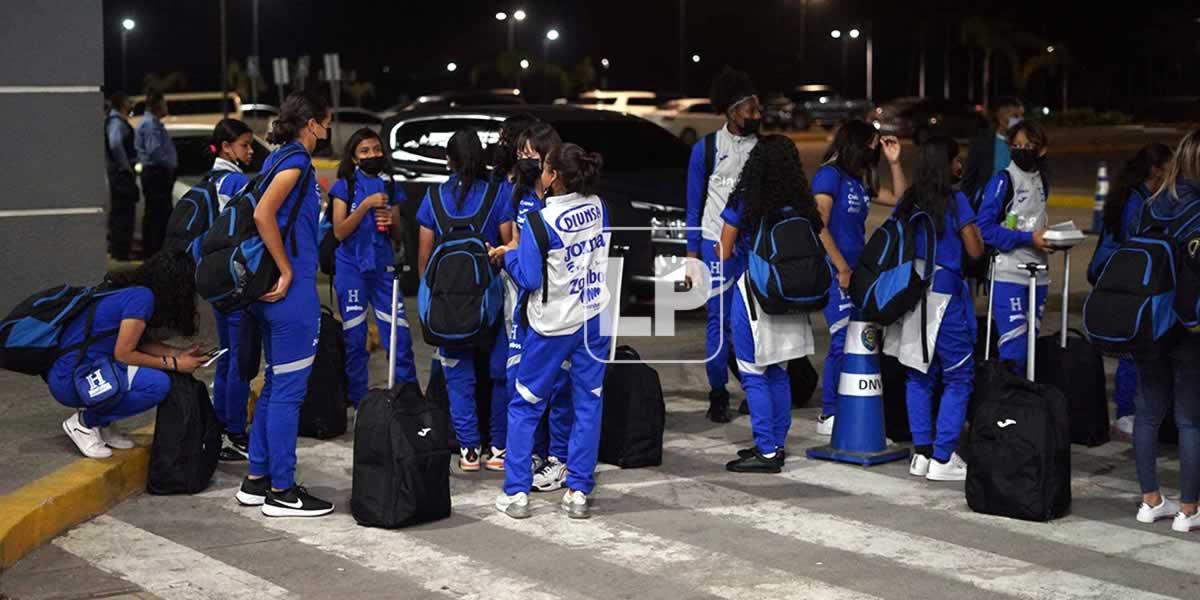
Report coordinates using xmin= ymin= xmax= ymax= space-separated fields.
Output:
xmin=329 ymin=128 xmax=417 ymax=408
xmin=48 ymin=251 xmax=205 ymax=459
xmin=889 ymin=137 xmax=984 ymax=482
xmin=716 ymin=135 xmax=823 ymax=474
xmin=492 ymin=142 xmax=612 ymax=520
xmin=1092 ymin=143 xmax=1172 ymax=438
xmin=503 ymin=121 xmax=574 ymax=490
xmin=811 ymin=120 xmax=906 ymax=435
xmin=207 ymin=118 xmax=255 ymax=462
xmin=978 ymin=121 xmax=1052 ymax=378
xmin=234 ymin=91 xmax=334 ymax=518
xmin=417 ymin=129 xmax=514 ymax=473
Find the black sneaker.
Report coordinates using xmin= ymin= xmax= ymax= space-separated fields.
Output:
xmin=235 ymin=476 xmax=270 ymax=506
xmin=706 ymin=389 xmax=732 ymax=424
xmin=738 ymin=399 xmax=750 ymax=415
xmin=736 ymin=447 xmax=786 ymax=464
xmin=219 ymin=432 xmax=250 ymax=462
xmin=262 ymin=486 xmax=335 ymax=518
xmin=725 ymin=450 xmax=782 ymax=474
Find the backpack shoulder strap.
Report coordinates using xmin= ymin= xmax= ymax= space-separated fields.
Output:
xmin=526 ymin=209 xmax=552 ymax=305
xmin=470 ymin=182 xmax=501 ymax=233
xmin=998 ymin=170 xmax=1015 ymax=216
xmin=700 ymin=132 xmax=718 ymax=203
xmin=428 ymin=182 xmax=450 ymax=238
xmin=280 ymin=165 xmax=313 ymax=256
xmin=914 ymin=211 xmax=937 ymax=279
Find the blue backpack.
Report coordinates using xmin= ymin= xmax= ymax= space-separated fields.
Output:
xmin=417 ymin=182 xmax=504 ymax=348
xmin=746 ymin=211 xmax=831 ymax=315
xmin=194 ymin=147 xmax=313 ymax=314
xmin=0 ymin=284 xmax=118 ymax=376
xmin=163 ymin=172 xmax=223 ymax=257
xmin=849 ymin=210 xmax=937 ymax=328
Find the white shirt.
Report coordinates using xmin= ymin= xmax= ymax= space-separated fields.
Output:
xmin=527 ymin=193 xmax=612 ymax=337
xmin=702 ymin=125 xmax=758 ymax=242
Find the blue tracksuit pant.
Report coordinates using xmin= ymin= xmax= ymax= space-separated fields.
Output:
xmin=509 ymin=313 xmax=573 ymax=461
xmin=212 ymin=307 xmax=250 ymax=435
xmin=729 ymin=287 xmax=792 ymax=454
xmin=821 ymin=282 xmax=854 ymax=417
xmin=335 ymin=264 xmax=417 ymax=406
xmin=991 ymin=281 xmax=1047 ymax=378
xmin=905 ymin=291 xmax=975 ymax=462
xmin=247 ymin=282 xmax=320 ymax=490
xmin=701 ymin=240 xmax=736 ymax=393
xmin=504 ymin=316 xmax=610 ymax=495
xmin=51 ymin=364 xmax=171 ymax=429
xmin=442 ymin=325 xmax=508 ymax=450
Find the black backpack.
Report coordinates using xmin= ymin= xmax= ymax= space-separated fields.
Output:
xmin=195 ymin=147 xmax=314 ymax=314
xmin=417 ymin=182 xmax=504 ymax=348
xmin=599 ymin=346 xmax=665 ymax=469
xmin=298 ymin=306 xmax=348 ymax=439
xmin=1083 ymin=201 xmax=1200 ymax=356
xmin=849 ymin=210 xmax=936 ymax=328
xmin=147 ymin=373 xmax=222 ymax=495
xmin=163 ymin=172 xmax=223 ymax=256
xmin=0 ymin=284 xmax=117 ymax=376
xmin=745 ymin=212 xmax=832 ymax=314
xmin=965 ymin=363 xmax=1071 ymax=522
xmin=351 ymin=381 xmax=452 ymax=528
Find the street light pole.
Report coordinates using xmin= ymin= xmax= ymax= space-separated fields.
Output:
xmin=120 ymin=18 xmax=135 ymax=92
xmin=866 ymin=30 xmax=874 ymax=103
xmin=679 ymin=0 xmax=686 ymax=94
xmin=250 ymin=0 xmax=259 ymax=103
xmin=543 ymin=29 xmax=559 ymax=102
xmin=219 ymin=0 xmax=228 ymax=118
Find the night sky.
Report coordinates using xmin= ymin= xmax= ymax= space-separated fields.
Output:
xmin=101 ymin=0 xmax=1200 ymax=111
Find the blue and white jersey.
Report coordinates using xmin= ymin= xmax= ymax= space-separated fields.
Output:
xmin=211 ymin=157 xmax=250 ymax=212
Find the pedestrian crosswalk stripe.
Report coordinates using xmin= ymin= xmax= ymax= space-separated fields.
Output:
xmin=54 ymin=515 xmax=293 ymax=600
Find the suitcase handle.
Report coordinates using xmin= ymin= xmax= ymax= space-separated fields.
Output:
xmin=1020 ymin=262 xmax=1049 ymax=381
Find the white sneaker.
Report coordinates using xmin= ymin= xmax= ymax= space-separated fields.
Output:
xmin=561 ymin=489 xmax=591 ymax=519
xmin=1172 ymin=510 xmax=1200 ymax=533
xmin=486 ymin=447 xmax=506 ymax=472
xmin=1137 ymin=497 xmax=1181 ymax=523
xmin=62 ymin=413 xmax=112 ymax=459
xmin=816 ymin=414 xmax=835 ymax=436
xmin=532 ymin=456 xmax=568 ymax=493
xmin=909 ymin=454 xmax=930 ymax=477
xmin=495 ymin=492 xmax=531 ymax=519
xmin=1114 ymin=415 xmax=1135 ymax=438
xmin=926 ymin=452 xmax=968 ymax=482
xmin=100 ymin=427 xmax=135 ymax=450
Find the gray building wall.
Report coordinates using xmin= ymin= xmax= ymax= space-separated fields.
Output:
xmin=0 ymin=0 xmax=107 ymax=310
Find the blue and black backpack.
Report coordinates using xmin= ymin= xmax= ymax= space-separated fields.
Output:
xmin=1084 ymin=199 xmax=1200 ymax=355
xmin=417 ymin=182 xmax=504 ymax=348
xmin=194 ymin=147 xmax=313 ymax=314
xmin=0 ymin=283 xmax=118 ymax=376
xmin=163 ymin=173 xmax=222 ymax=257
xmin=745 ymin=210 xmax=831 ymax=315
xmin=849 ymin=210 xmax=936 ymax=328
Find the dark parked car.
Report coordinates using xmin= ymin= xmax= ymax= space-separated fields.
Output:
xmin=381 ymin=89 xmax=526 ymax=118
xmin=871 ymin=97 xmax=988 ymax=143
xmin=766 ymin=85 xmax=873 ymax=131
xmin=381 ymin=105 xmax=690 ymax=301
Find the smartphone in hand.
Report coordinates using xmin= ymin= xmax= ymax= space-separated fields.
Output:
xmin=202 ymin=348 xmax=229 ymax=368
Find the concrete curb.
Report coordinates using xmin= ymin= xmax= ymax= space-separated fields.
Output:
xmin=0 ymin=424 xmax=153 ymax=570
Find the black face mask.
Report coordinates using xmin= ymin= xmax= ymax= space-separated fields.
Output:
xmin=313 ymin=125 xmax=332 ymax=153
xmin=359 ymin=156 xmax=385 ymax=176
xmin=1012 ymin=149 xmax=1039 ymax=172
xmin=515 ymin=158 xmax=542 ymax=187
xmin=740 ymin=117 xmax=762 ymax=136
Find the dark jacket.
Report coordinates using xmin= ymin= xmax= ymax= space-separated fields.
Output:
xmin=961 ymin=126 xmax=1000 ymax=202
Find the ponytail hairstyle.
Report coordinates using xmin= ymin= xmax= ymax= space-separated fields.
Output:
xmin=1154 ymin=129 xmax=1200 ymax=201
xmin=731 ymin=134 xmax=822 ymax=232
xmin=336 ymin=128 xmax=384 ymax=184
xmin=896 ymin=136 xmax=959 ymax=236
xmin=266 ymin=90 xmax=330 ymax=145
xmin=1104 ymin=143 xmax=1172 ymax=233
xmin=446 ymin=128 xmax=487 ymax=209
xmin=208 ymin=118 xmax=253 ymax=160
xmin=544 ymin=143 xmax=603 ymax=196
xmin=105 ymin=249 xmax=197 ymax=337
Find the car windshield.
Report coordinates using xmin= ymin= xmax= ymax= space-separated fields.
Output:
xmin=133 ymin=97 xmax=238 ymax=116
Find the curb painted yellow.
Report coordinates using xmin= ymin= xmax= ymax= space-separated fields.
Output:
xmin=1048 ymin=194 xmax=1096 ymax=210
xmin=312 ymin=158 xmax=340 ymax=170
xmin=0 ymin=424 xmax=154 ymax=569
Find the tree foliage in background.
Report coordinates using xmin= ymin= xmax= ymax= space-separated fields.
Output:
xmin=141 ymin=71 xmax=187 ymax=94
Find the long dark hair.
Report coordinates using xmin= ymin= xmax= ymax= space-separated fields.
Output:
xmin=512 ymin=123 xmax=562 ymax=207
xmin=822 ymin=120 xmax=879 ymax=182
xmin=106 ymin=250 xmax=197 ymax=337
xmin=545 ymin=143 xmax=603 ymax=196
xmin=1104 ymin=143 xmax=1172 ymax=233
xmin=896 ymin=136 xmax=959 ymax=236
xmin=492 ymin=113 xmax=539 ymax=177
xmin=267 ymin=91 xmax=329 ymax=145
xmin=336 ymin=127 xmax=383 ymax=184
xmin=732 ymin=134 xmax=822 ymax=230
xmin=208 ymin=118 xmax=252 ymax=159
xmin=446 ymin=128 xmax=486 ymax=209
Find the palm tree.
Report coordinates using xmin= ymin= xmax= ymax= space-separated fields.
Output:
xmin=961 ymin=18 xmax=1045 ymax=108
xmin=141 ymin=71 xmax=187 ymax=95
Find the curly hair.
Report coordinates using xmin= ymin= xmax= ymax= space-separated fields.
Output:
xmin=731 ymin=134 xmax=822 ymax=231
xmin=896 ymin=136 xmax=959 ymax=237
xmin=709 ymin=67 xmax=757 ymax=115
xmin=106 ymin=250 xmax=197 ymax=337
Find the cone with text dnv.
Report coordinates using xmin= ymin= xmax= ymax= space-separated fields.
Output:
xmin=807 ymin=316 xmax=910 ymax=466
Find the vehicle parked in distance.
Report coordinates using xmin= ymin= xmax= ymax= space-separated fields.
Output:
xmin=380 ymin=89 xmax=526 ymax=118
xmin=643 ymin=98 xmax=724 ymax=145
xmin=871 ymin=97 xmax=988 ymax=143
xmin=129 ymin=92 xmax=243 ymax=128
xmin=784 ymin=85 xmax=873 ymax=130
xmin=240 ymin=103 xmax=278 ymax=136
xmin=572 ymin=90 xmax=661 ymax=117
